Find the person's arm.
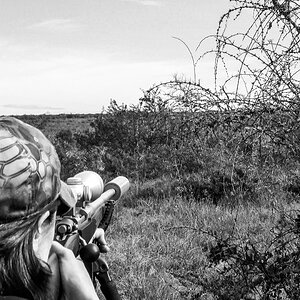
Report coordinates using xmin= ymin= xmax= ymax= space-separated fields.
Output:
xmin=49 ymin=241 xmax=99 ymax=300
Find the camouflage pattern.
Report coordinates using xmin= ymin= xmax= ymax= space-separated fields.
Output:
xmin=0 ymin=117 xmax=62 ymax=221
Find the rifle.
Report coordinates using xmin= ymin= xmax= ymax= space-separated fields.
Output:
xmin=53 ymin=171 xmax=130 ymax=300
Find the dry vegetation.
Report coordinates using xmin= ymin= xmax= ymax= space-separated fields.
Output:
xmin=106 ymin=195 xmax=300 ymax=299
xmin=10 ymin=1 xmax=300 ymax=299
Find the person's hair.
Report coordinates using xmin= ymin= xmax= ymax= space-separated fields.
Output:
xmin=0 ymin=209 xmax=56 ymax=300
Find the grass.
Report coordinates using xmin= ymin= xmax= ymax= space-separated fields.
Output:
xmin=96 ymin=191 xmax=300 ymax=300
xmin=12 ymin=113 xmax=300 ymax=298
xmin=13 ymin=113 xmax=96 ymax=137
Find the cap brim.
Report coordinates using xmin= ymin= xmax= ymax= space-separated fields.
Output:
xmin=57 ymin=180 xmax=76 ymax=215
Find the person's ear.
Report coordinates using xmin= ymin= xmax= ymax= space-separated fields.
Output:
xmin=37 ymin=211 xmax=51 ymax=234
xmin=33 ymin=211 xmax=51 ymax=253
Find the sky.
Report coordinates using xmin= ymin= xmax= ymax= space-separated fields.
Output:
xmin=0 ymin=0 xmax=232 ymax=115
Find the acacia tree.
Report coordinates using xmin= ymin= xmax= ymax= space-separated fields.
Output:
xmin=213 ymin=0 xmax=300 ymax=161
xmin=141 ymin=0 xmax=300 ymax=166
xmin=215 ymin=0 xmax=300 ymax=102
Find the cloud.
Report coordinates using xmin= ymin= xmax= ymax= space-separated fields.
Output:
xmin=121 ymin=0 xmax=162 ymax=6
xmin=27 ymin=19 xmax=84 ymax=32
xmin=0 ymin=52 xmax=194 ymax=115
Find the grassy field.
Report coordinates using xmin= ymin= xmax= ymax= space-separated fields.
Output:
xmin=98 ymin=182 xmax=300 ymax=300
xmin=7 ymin=113 xmax=300 ymax=299
xmin=11 ymin=113 xmax=97 ymax=137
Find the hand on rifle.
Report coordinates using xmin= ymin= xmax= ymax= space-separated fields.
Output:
xmin=93 ymin=228 xmax=110 ymax=253
xmin=51 ymin=241 xmax=100 ymax=300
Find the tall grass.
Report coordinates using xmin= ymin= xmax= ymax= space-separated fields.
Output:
xmin=18 ymin=113 xmax=300 ymax=298
xmin=98 ymin=186 xmax=300 ymax=299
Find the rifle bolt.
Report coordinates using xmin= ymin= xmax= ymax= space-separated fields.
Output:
xmin=80 ymin=243 xmax=100 ymax=262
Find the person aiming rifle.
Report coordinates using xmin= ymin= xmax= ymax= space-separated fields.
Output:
xmin=0 ymin=117 xmax=107 ymax=300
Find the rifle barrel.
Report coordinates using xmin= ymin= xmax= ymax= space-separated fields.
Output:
xmin=79 ymin=188 xmax=116 ymax=223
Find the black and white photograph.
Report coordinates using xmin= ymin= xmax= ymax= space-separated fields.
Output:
xmin=1 ymin=1 xmax=300 ymax=299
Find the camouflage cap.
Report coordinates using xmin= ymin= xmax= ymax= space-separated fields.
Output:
xmin=0 ymin=117 xmax=76 ymax=222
